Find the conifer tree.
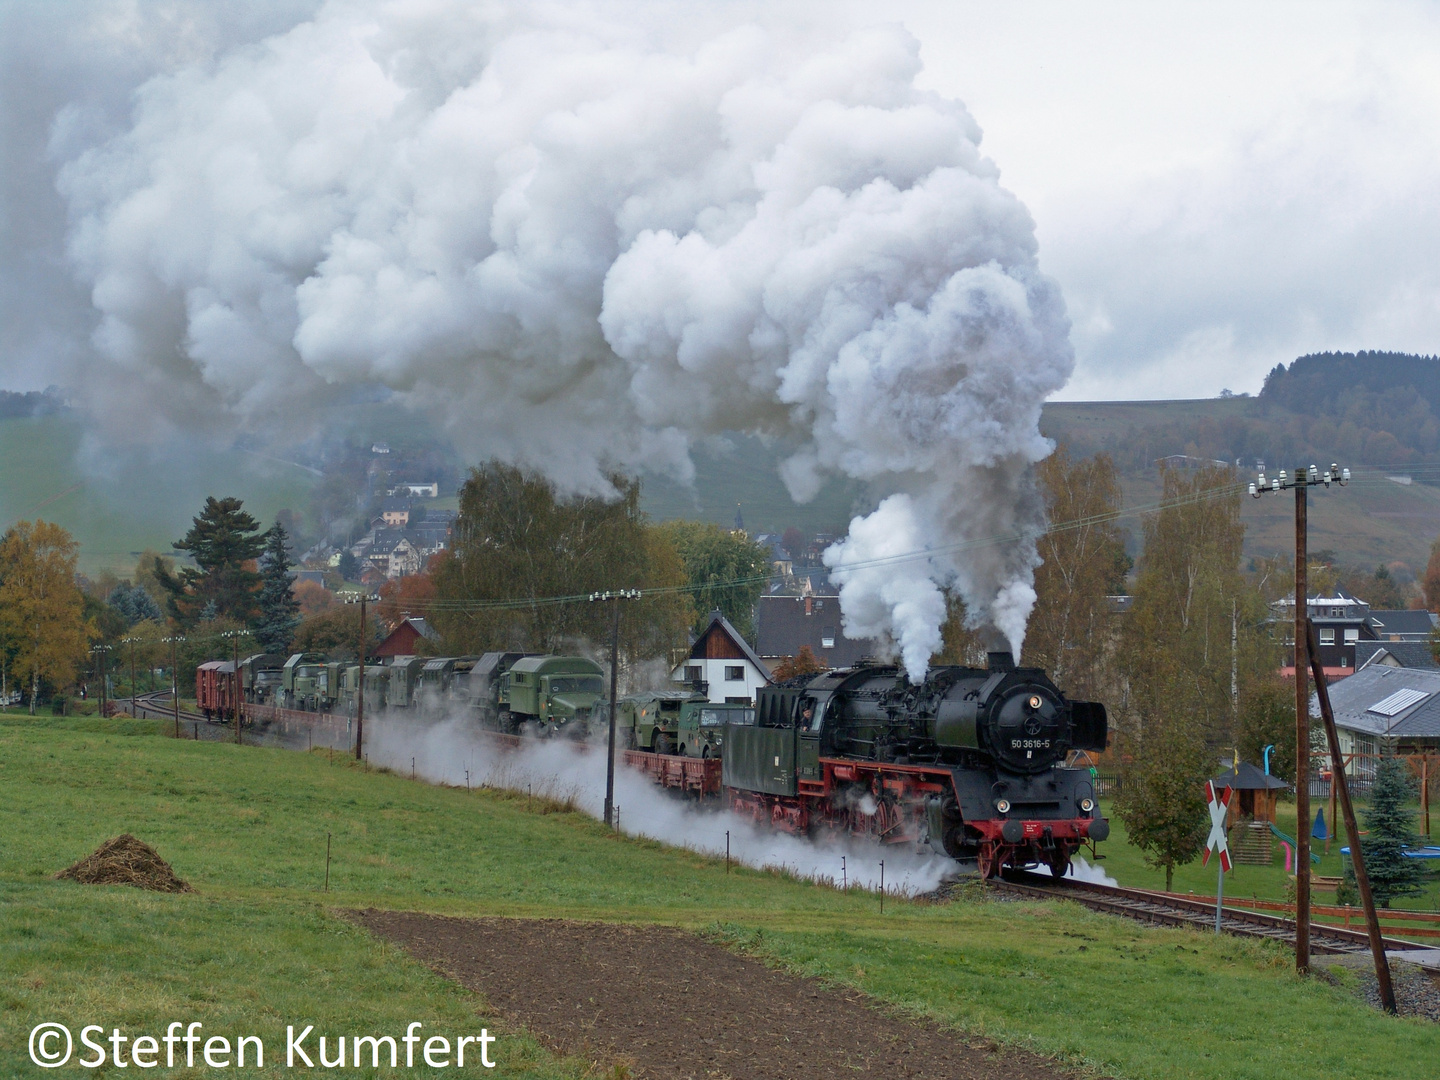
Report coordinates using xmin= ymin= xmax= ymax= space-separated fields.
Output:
xmin=254 ymin=523 xmax=301 ymax=654
xmin=1357 ymin=756 xmax=1426 ymax=908
xmin=160 ymin=496 xmax=265 ymax=626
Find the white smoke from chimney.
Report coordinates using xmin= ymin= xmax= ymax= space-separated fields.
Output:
xmin=56 ymin=1 xmax=1071 ymax=669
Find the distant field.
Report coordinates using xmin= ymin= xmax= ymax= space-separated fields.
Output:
xmin=7 ymin=399 xmax=1439 ymax=576
xmin=0 ymin=415 xmax=317 ymax=577
xmin=1042 ymin=400 xmax=1440 ymax=572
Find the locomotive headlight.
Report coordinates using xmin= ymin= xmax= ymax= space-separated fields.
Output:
xmin=1079 ymin=797 xmax=1095 ymax=813
xmin=1028 ymin=695 xmax=1041 ymax=709
xmin=995 ymin=798 xmax=1011 ymax=814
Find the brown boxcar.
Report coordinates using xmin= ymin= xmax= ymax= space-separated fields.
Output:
xmin=196 ymin=660 xmax=238 ymax=720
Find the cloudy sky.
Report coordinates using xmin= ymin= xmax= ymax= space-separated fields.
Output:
xmin=3 ymin=0 xmax=1438 ymax=403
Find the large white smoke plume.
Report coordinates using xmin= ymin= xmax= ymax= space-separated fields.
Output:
xmin=55 ymin=1 xmax=1072 ymax=667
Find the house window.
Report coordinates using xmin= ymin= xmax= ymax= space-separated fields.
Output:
xmin=685 ymin=665 xmax=701 ymax=682
xmin=725 ymin=665 xmax=744 ymax=681
xmin=1319 ymin=628 xmax=1335 ymax=645
xmin=821 ymin=627 xmax=835 ymax=649
xmin=1344 ymin=628 xmax=1359 ymax=643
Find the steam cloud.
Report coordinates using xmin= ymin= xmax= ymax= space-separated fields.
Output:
xmin=52 ymin=1 xmax=1072 ymax=668
xmin=365 ymin=711 xmax=958 ymax=895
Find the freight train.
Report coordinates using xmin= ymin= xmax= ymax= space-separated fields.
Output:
xmin=200 ymin=650 xmax=606 ymax=737
xmin=200 ymin=645 xmax=1108 ymax=875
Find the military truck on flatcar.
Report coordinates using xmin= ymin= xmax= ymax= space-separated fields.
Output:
xmin=466 ymin=652 xmax=539 ymax=730
xmin=386 ymin=655 xmax=427 ymax=709
xmin=339 ymin=664 xmax=390 ymax=715
xmin=239 ymin=653 xmax=287 ymax=705
xmin=612 ymin=690 xmax=705 ymax=753
xmin=504 ymin=656 xmax=604 ymax=736
xmin=676 ymin=701 xmax=755 ymax=758
xmin=281 ymin=653 xmax=334 ymax=711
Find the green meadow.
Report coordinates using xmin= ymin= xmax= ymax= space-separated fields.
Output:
xmin=2 ymin=714 xmax=1437 ymax=1078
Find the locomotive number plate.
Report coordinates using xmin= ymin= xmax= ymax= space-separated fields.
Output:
xmin=1010 ymin=739 xmax=1052 ymax=749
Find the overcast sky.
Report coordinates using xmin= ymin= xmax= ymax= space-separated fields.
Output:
xmin=3 ymin=0 xmax=1437 ymax=402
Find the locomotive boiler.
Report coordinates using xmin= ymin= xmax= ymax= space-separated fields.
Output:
xmin=722 ymin=652 xmax=1109 ymax=876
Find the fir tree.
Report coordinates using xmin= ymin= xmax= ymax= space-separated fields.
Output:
xmin=254 ymin=524 xmax=301 ymax=654
xmin=337 ymin=550 xmax=359 ymax=582
xmin=1358 ymin=756 xmax=1426 ymax=908
xmin=161 ymin=496 xmax=265 ymax=626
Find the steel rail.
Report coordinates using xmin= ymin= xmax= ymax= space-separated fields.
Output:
xmin=998 ymin=871 xmax=1425 ymax=955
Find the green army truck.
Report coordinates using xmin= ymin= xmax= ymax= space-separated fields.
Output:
xmin=613 ymin=690 xmax=705 ymax=753
xmin=504 ymin=656 xmax=605 ymax=737
xmin=385 ymin=656 xmax=427 ymax=709
xmin=676 ymin=700 xmax=755 ymax=758
xmin=281 ymin=653 xmax=334 ymax=712
xmin=338 ymin=664 xmax=390 ymax=715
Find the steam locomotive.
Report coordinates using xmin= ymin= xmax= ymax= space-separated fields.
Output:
xmin=722 ymin=651 xmax=1109 ymax=877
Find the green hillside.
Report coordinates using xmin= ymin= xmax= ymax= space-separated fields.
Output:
xmin=0 ymin=414 xmax=318 ymax=576
xmin=1041 ymin=399 xmax=1440 ymax=573
xmin=3 ymin=714 xmax=1435 ymax=1078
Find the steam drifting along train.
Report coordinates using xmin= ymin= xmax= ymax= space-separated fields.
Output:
xmin=199 ymin=644 xmax=1107 ymax=876
xmin=722 ymin=651 xmax=1108 ymax=878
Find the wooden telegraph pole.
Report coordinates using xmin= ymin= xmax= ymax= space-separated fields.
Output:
xmin=355 ymin=592 xmax=368 ymax=762
xmin=163 ymin=635 xmax=184 ymax=738
xmin=1250 ymin=461 xmax=1347 ymax=976
xmin=589 ymin=589 xmax=641 ymax=827
xmin=1306 ymin=620 xmax=1396 ymax=1012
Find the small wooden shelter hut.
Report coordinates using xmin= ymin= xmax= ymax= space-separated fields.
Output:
xmin=1211 ymin=761 xmax=1289 ymax=826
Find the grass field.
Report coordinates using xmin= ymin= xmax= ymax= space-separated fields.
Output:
xmin=0 ymin=415 xmax=317 ymax=577
xmin=3 ymin=715 xmax=1438 ymax=1078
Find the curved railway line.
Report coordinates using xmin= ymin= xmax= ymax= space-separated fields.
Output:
xmin=998 ymin=871 xmax=1426 ymax=954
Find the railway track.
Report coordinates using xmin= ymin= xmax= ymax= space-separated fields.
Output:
xmin=131 ymin=690 xmax=210 ymax=725
xmin=999 ymin=870 xmax=1426 ymax=954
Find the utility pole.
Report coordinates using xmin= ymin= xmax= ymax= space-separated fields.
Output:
xmin=163 ymin=635 xmax=184 ymax=738
xmin=124 ymin=635 xmax=138 ymax=717
xmin=1251 ymin=461 xmax=1347 ymax=975
xmin=588 ymin=589 xmax=641 ymax=827
xmin=1306 ymin=620 xmax=1395 ymax=1012
xmin=346 ymin=591 xmax=377 ymax=762
xmin=356 ymin=592 xmax=366 ymax=762
xmin=222 ymin=630 xmax=249 ymax=745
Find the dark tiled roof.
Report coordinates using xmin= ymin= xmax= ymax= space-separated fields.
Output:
xmin=1317 ymin=665 xmax=1440 ymax=738
xmin=1211 ymin=761 xmax=1288 ymax=790
xmin=1355 ymin=641 xmax=1438 ymax=671
xmin=1366 ymin=609 xmax=1437 ymax=641
xmin=755 ymin=595 xmax=877 ymax=667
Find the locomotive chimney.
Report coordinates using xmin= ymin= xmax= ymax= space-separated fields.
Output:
xmin=987 ymin=651 xmax=1015 ymax=672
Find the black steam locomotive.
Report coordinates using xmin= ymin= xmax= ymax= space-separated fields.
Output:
xmin=722 ymin=652 xmax=1109 ymax=877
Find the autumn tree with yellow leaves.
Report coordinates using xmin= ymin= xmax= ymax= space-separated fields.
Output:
xmin=0 ymin=520 xmax=93 ymax=713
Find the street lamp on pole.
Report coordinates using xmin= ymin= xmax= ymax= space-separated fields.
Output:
xmin=122 ymin=635 xmax=138 ymax=717
xmin=1250 ymin=461 xmax=1347 ymax=974
xmin=344 ymin=592 xmax=379 ymax=761
xmin=588 ymin=589 xmax=641 ymax=828
xmin=90 ymin=644 xmax=113 ymax=716
xmin=220 ymin=629 xmax=251 ymax=744
xmin=162 ymin=635 xmax=185 ymax=739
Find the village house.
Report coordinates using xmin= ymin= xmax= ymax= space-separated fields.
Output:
xmin=365 ymin=531 xmax=423 ymax=580
xmin=671 ymin=610 xmax=771 ymax=705
xmin=381 ymin=497 xmax=412 ymax=527
xmin=755 ymin=592 xmax=877 ymax=670
xmin=375 ymin=616 xmax=441 ymax=658
xmin=1313 ymin=663 xmax=1440 ymax=766
xmin=1271 ymin=591 xmax=1439 ymax=679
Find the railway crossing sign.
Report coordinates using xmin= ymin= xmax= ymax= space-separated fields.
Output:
xmin=1203 ymin=781 xmax=1234 ymax=933
xmin=1202 ymin=781 xmax=1234 ymax=872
